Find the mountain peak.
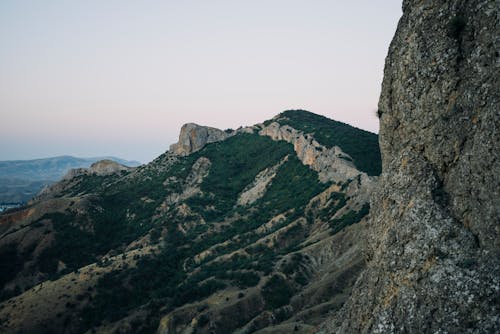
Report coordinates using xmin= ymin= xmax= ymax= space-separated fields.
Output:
xmin=169 ymin=123 xmax=232 ymax=156
xmin=266 ymin=110 xmax=381 ymax=176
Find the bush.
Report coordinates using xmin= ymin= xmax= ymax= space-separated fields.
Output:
xmin=329 ymin=203 xmax=370 ymax=235
xmin=262 ymin=275 xmax=294 ymax=309
xmin=232 ymin=271 xmax=260 ymax=288
xmin=198 ymin=313 xmax=210 ymax=327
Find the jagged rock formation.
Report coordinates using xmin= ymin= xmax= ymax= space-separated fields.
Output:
xmin=169 ymin=123 xmax=232 ymax=155
xmin=321 ymin=1 xmax=499 ymax=333
xmin=259 ymin=122 xmax=362 ymax=183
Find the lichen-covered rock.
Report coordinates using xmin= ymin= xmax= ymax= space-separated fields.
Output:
xmin=321 ymin=0 xmax=499 ymax=333
xmin=170 ymin=123 xmax=231 ymax=155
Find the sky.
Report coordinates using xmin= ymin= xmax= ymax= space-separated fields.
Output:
xmin=0 ymin=1 xmax=402 ymax=163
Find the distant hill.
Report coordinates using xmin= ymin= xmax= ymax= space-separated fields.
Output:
xmin=0 ymin=156 xmax=141 ymax=204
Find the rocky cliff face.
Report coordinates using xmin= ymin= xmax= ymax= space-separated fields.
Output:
xmin=322 ymin=1 xmax=499 ymax=333
xmin=169 ymin=123 xmax=231 ymax=155
xmin=259 ymin=122 xmax=362 ymax=183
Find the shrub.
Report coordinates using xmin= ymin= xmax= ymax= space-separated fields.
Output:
xmin=232 ymin=271 xmax=260 ymax=288
xmin=262 ymin=275 xmax=294 ymax=309
xmin=329 ymin=203 xmax=370 ymax=235
xmin=198 ymin=313 xmax=210 ymax=327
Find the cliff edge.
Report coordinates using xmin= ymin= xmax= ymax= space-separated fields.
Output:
xmin=169 ymin=123 xmax=231 ymax=155
xmin=322 ymin=0 xmax=499 ymax=333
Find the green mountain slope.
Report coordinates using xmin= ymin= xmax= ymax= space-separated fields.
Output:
xmin=0 ymin=111 xmax=380 ymax=334
xmin=271 ymin=110 xmax=381 ymax=176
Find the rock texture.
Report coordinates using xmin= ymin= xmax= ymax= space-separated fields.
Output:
xmin=170 ymin=123 xmax=231 ymax=155
xmin=322 ymin=1 xmax=499 ymax=333
xmin=161 ymin=157 xmax=211 ymax=207
xmin=259 ymin=122 xmax=363 ymax=183
xmin=237 ymin=156 xmax=288 ymax=206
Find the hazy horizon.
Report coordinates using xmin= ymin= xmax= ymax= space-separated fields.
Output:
xmin=1 ymin=1 xmax=402 ymax=163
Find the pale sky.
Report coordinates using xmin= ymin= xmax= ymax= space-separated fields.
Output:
xmin=0 ymin=1 xmax=402 ymax=163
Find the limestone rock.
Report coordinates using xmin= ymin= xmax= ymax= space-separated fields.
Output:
xmin=170 ymin=123 xmax=231 ymax=155
xmin=62 ymin=159 xmax=130 ymax=180
xmin=237 ymin=156 xmax=288 ymax=206
xmin=259 ymin=122 xmax=362 ymax=183
xmin=321 ymin=1 xmax=499 ymax=333
xmin=160 ymin=156 xmax=211 ymax=207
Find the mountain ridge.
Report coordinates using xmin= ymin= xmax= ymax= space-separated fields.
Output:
xmin=0 ymin=110 xmax=379 ymax=333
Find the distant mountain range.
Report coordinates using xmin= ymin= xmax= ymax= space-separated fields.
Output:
xmin=0 ymin=156 xmax=141 ymax=204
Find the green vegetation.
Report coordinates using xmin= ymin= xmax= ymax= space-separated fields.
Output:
xmin=36 ymin=213 xmax=94 ymax=275
xmin=76 ymin=134 xmax=315 ymax=328
xmin=273 ymin=110 xmax=381 ymax=175
xmin=183 ymin=151 xmax=327 ymax=273
xmin=190 ymin=133 xmax=294 ymax=218
xmin=318 ymin=192 xmax=348 ymax=222
xmin=282 ymin=253 xmax=309 ymax=286
xmin=65 ymin=172 xmax=126 ymax=196
xmin=32 ymin=155 xmax=197 ymax=278
xmin=18 ymin=121 xmax=372 ymax=331
xmin=262 ymin=275 xmax=294 ymax=309
xmin=0 ymin=244 xmax=24 ymax=290
xmin=255 ymin=154 xmax=326 ymax=217
xmin=81 ymin=226 xmax=187 ymax=326
xmin=329 ymin=203 xmax=370 ymax=235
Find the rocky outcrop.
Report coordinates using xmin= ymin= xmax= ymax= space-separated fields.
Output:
xmin=62 ymin=159 xmax=131 ymax=179
xmin=237 ymin=156 xmax=288 ymax=206
xmin=33 ymin=160 xmax=132 ymax=201
xmin=170 ymin=123 xmax=231 ymax=155
xmin=259 ymin=122 xmax=364 ymax=183
xmin=322 ymin=1 xmax=499 ymax=333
